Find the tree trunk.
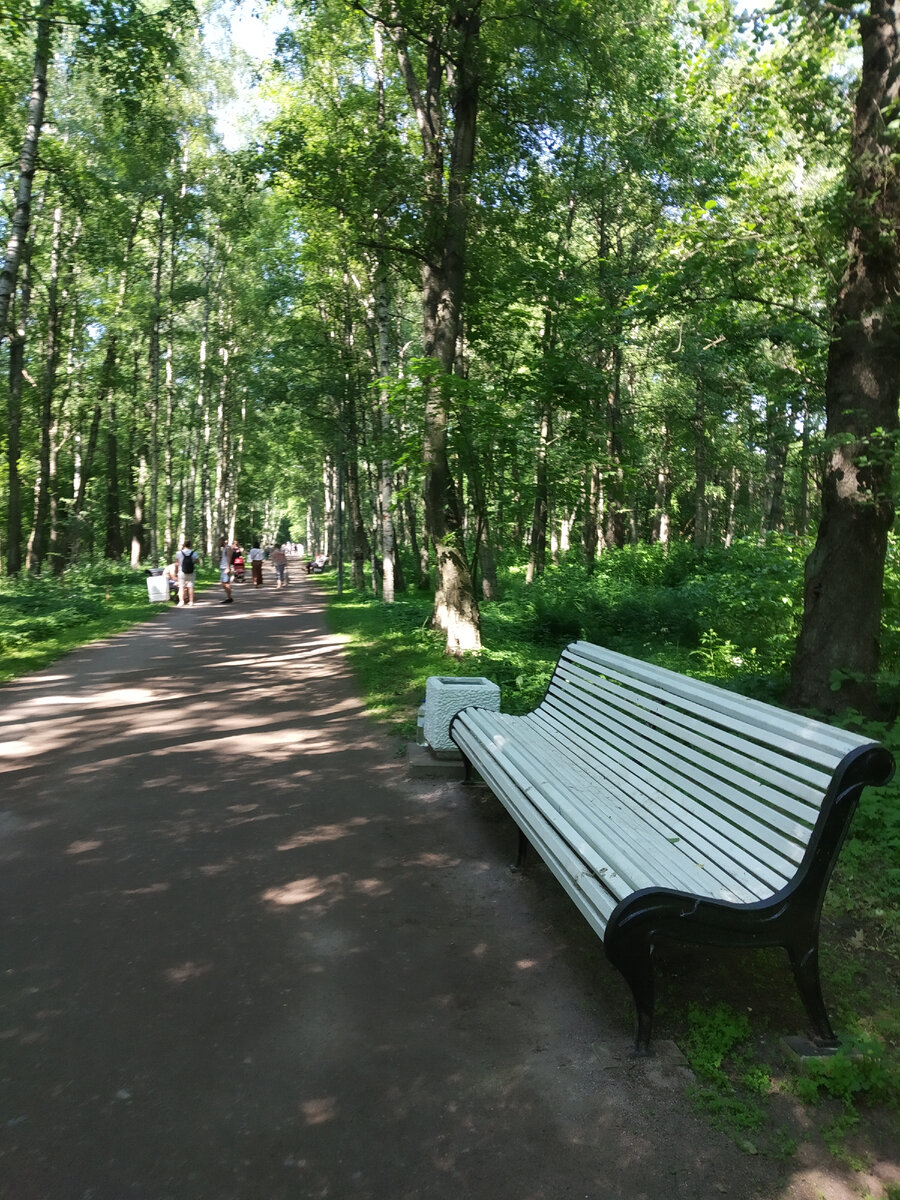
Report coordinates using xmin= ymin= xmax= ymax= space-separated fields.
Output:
xmin=761 ymin=393 xmax=789 ymax=534
xmin=149 ymin=197 xmax=164 ymax=564
xmin=104 ymin=385 xmax=124 ymax=560
xmin=582 ymin=462 xmax=601 ymax=570
xmin=796 ymin=394 xmax=812 ymax=536
xmin=790 ymin=1 xmax=900 ymax=715
xmin=526 ymin=400 xmax=552 ymax=584
xmin=387 ymin=0 xmax=482 ymax=653
xmin=693 ymin=385 xmax=709 ymax=548
xmin=0 ymin=0 xmax=51 ymax=345
xmin=130 ymin=444 xmax=148 ymax=567
xmin=27 ymin=203 xmax=65 ymax=573
xmin=5 ymin=233 xmax=35 ymax=577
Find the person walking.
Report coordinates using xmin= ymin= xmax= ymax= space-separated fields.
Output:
xmin=176 ymin=540 xmax=198 ymax=607
xmin=249 ymin=540 xmax=264 ymax=588
xmin=219 ymin=537 xmax=234 ymax=604
xmin=271 ymin=543 xmax=287 ymax=589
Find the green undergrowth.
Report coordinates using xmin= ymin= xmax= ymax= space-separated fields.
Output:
xmin=0 ymin=560 xmax=217 ymax=681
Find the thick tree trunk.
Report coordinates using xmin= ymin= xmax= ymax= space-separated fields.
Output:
xmin=791 ymin=1 xmax=900 ymax=715
xmin=388 ymin=0 xmax=482 ymax=654
xmin=0 ymin=0 xmax=51 ymax=345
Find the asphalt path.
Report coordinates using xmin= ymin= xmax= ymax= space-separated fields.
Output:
xmin=0 ymin=568 xmax=845 ymax=1199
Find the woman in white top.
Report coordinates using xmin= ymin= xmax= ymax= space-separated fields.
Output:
xmin=218 ymin=537 xmax=234 ymax=604
xmin=249 ymin=540 xmax=264 ymax=587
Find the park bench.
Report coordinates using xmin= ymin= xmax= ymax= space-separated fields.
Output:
xmin=449 ymin=641 xmax=894 ymax=1053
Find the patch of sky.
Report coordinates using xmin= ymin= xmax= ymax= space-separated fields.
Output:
xmin=202 ymin=0 xmax=290 ymax=151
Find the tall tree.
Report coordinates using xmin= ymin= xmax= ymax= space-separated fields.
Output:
xmin=791 ymin=1 xmax=900 ymax=715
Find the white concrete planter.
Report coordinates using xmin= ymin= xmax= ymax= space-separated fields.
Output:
xmin=424 ymin=676 xmax=500 ymax=754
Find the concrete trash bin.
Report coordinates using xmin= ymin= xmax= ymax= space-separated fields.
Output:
xmin=424 ymin=676 xmax=501 ymax=755
xmin=146 ymin=575 xmax=169 ymax=602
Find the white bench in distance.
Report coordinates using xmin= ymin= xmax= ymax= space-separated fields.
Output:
xmin=449 ymin=641 xmax=894 ymax=1053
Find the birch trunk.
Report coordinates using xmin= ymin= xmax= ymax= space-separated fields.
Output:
xmin=0 ymin=0 xmax=51 ymax=345
xmin=26 ymin=203 xmax=64 ymax=572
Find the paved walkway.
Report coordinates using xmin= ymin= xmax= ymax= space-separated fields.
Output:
xmin=0 ymin=571 xmax=865 ymax=1200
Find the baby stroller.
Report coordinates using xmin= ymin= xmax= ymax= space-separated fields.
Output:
xmin=232 ymin=549 xmax=246 ymax=582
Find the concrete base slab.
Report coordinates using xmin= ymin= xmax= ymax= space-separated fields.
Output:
xmin=781 ymin=1035 xmax=859 ymax=1070
xmin=407 ymin=742 xmax=467 ymax=779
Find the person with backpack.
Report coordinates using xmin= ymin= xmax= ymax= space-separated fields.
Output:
xmin=176 ymin=540 xmax=198 ymax=606
xmin=218 ymin=536 xmax=234 ymax=604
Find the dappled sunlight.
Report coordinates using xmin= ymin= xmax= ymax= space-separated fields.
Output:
xmin=121 ymin=882 xmax=170 ymax=896
xmin=262 ymin=875 xmax=340 ymax=906
xmin=27 ymin=687 xmax=160 ymax=709
xmin=65 ymin=840 xmax=102 ymax=855
xmin=406 ymin=851 xmax=461 ymax=869
xmin=0 ymin=740 xmax=33 ymax=758
xmin=277 ymin=817 xmax=370 ymax=850
xmin=262 ymin=872 xmax=392 ymax=909
xmin=164 ymin=962 xmax=213 ymax=985
xmin=206 ymin=642 xmax=349 ymax=670
xmin=301 ymin=1097 xmax=337 ymax=1126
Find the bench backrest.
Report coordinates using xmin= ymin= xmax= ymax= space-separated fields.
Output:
xmin=540 ymin=642 xmax=890 ymax=898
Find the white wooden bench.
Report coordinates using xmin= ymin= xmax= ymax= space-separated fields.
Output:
xmin=449 ymin=642 xmax=894 ymax=1052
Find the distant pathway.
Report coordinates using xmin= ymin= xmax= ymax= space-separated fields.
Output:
xmin=0 ymin=566 xmax=856 ymax=1199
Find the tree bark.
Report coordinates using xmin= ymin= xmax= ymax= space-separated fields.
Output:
xmin=149 ymin=197 xmax=164 ymax=564
xmin=387 ymin=0 xmax=482 ymax=653
xmin=0 ymin=0 xmax=52 ymax=345
xmin=27 ymin=203 xmax=65 ymax=573
xmin=5 ymin=231 xmax=36 ymax=577
xmin=693 ymin=384 xmax=709 ymax=548
xmin=790 ymin=1 xmax=900 ymax=715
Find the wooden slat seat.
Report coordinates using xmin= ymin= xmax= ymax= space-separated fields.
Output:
xmin=449 ymin=642 xmax=894 ymax=1052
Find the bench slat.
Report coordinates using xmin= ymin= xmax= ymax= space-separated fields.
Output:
xmin=522 ymin=707 xmax=791 ymax=897
xmin=536 ymin=696 xmax=809 ymax=878
xmin=451 ymin=717 xmax=622 ymax=924
xmin=551 ymin=660 xmax=830 ymax=811
xmin=547 ymin=676 xmax=820 ymax=844
xmin=498 ymin=719 xmax=746 ymax=899
xmin=565 ymin=643 xmax=868 ymax=768
xmin=456 ymin=710 xmax=766 ymax=902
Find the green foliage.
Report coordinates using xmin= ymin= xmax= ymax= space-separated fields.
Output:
xmin=793 ymin=1036 xmax=900 ymax=1113
xmin=500 ymin=537 xmax=802 ymax=698
xmin=681 ymin=1003 xmax=770 ymax=1142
